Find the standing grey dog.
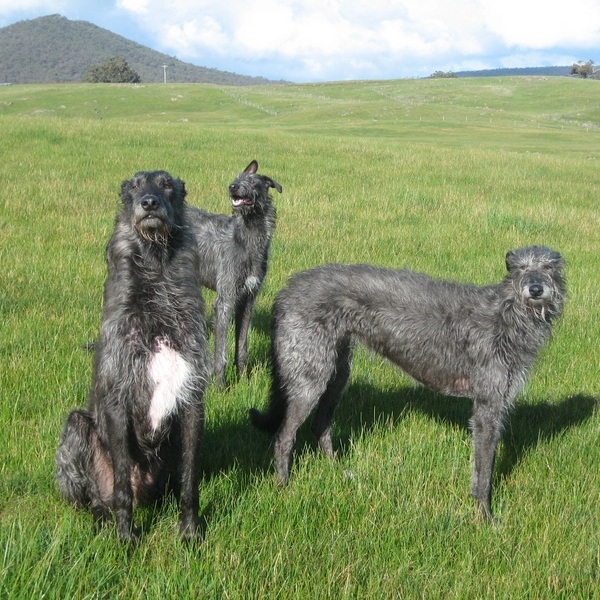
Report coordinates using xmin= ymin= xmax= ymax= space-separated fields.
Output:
xmin=250 ymin=246 xmax=565 ymax=519
xmin=56 ymin=171 xmax=210 ymax=541
xmin=186 ymin=160 xmax=282 ymax=386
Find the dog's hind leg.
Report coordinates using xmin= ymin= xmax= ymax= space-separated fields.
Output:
xmin=273 ymin=364 xmax=338 ymax=484
xmin=470 ymin=397 xmax=507 ymax=520
xmin=273 ymin=396 xmax=316 ymax=485
xmin=55 ymin=409 xmax=112 ymax=524
xmin=311 ymin=341 xmax=352 ymax=458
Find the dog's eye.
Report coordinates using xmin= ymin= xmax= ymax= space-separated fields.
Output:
xmin=161 ymin=179 xmax=173 ymax=190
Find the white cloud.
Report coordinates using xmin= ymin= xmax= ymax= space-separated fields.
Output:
xmin=480 ymin=0 xmax=600 ymax=48
xmin=112 ymin=0 xmax=504 ymax=79
xmin=116 ymin=0 xmax=150 ymax=15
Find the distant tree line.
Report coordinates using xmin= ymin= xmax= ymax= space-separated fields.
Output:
xmin=85 ymin=57 xmax=141 ymax=83
xmin=429 ymin=71 xmax=457 ymax=79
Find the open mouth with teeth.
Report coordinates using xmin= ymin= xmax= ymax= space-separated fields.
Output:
xmin=231 ymin=196 xmax=254 ymax=208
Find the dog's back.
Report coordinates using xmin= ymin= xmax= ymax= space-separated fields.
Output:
xmin=185 ymin=206 xmax=235 ymax=290
xmin=273 ymin=259 xmax=562 ymax=397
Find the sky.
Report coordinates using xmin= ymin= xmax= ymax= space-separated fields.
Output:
xmin=1 ymin=0 xmax=599 ymax=82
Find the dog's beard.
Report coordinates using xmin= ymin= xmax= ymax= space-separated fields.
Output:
xmin=524 ymin=297 xmax=553 ymax=322
xmin=135 ymin=221 xmax=170 ymax=246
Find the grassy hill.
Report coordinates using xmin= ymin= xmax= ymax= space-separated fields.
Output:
xmin=1 ymin=77 xmax=599 ymax=598
xmin=0 ymin=14 xmax=283 ymax=85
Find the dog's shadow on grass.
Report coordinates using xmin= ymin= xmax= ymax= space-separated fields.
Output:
xmin=249 ymin=307 xmax=272 ymax=338
xmin=179 ymin=381 xmax=597 ymax=541
xmin=333 ymin=383 xmax=597 ymax=481
xmin=202 ymin=379 xmax=597 ymax=485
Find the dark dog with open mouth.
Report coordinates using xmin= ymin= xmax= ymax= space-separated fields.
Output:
xmin=56 ymin=171 xmax=210 ymax=541
xmin=186 ymin=160 xmax=282 ymax=386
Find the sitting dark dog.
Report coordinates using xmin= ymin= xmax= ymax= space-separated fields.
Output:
xmin=186 ymin=160 xmax=282 ymax=386
xmin=56 ymin=171 xmax=210 ymax=541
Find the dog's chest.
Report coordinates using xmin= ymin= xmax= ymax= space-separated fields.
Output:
xmin=244 ymin=275 xmax=261 ymax=294
xmin=147 ymin=337 xmax=193 ymax=431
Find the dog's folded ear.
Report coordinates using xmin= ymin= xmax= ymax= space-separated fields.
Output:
xmin=264 ymin=176 xmax=282 ymax=193
xmin=505 ymin=249 xmax=518 ymax=272
xmin=120 ymin=177 xmax=133 ymax=201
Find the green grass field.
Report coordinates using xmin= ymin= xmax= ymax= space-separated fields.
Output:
xmin=1 ymin=77 xmax=599 ymax=598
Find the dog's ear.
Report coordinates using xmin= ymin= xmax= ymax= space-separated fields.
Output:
xmin=546 ymin=249 xmax=565 ymax=270
xmin=263 ymin=176 xmax=282 ymax=193
xmin=244 ymin=160 xmax=259 ymax=175
xmin=166 ymin=174 xmax=186 ymax=194
xmin=174 ymin=178 xmax=187 ymax=202
xmin=120 ymin=177 xmax=135 ymax=202
xmin=505 ymin=250 xmax=518 ymax=272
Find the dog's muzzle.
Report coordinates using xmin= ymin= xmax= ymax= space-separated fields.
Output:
xmin=523 ymin=282 xmax=550 ymax=305
xmin=135 ymin=195 xmax=168 ymax=230
xmin=229 ymin=182 xmax=255 ymax=208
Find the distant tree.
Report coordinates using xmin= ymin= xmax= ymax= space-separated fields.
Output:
xmin=570 ymin=60 xmax=599 ymax=79
xmin=429 ymin=70 xmax=457 ymax=79
xmin=85 ymin=57 xmax=140 ymax=83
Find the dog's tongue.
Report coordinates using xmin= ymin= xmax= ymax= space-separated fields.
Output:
xmin=232 ymin=197 xmax=250 ymax=207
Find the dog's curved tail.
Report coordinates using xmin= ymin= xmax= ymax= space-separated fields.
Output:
xmin=249 ymin=404 xmax=283 ymax=435
xmin=249 ymin=361 xmax=287 ymax=435
xmin=249 ymin=388 xmax=286 ymax=435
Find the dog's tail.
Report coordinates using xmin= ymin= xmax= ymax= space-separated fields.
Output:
xmin=249 ymin=403 xmax=284 ymax=435
xmin=249 ymin=354 xmax=287 ymax=435
xmin=249 ymin=383 xmax=286 ymax=435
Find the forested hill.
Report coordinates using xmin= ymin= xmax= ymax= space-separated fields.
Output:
xmin=0 ymin=14 xmax=284 ymax=85
xmin=455 ymin=66 xmax=570 ymax=77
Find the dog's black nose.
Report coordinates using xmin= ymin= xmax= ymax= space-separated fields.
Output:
xmin=529 ymin=284 xmax=544 ymax=298
xmin=141 ymin=196 xmax=159 ymax=211
xmin=229 ymin=183 xmax=238 ymax=193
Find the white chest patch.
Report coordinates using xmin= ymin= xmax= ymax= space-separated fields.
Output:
xmin=147 ymin=340 xmax=193 ymax=431
xmin=245 ymin=275 xmax=261 ymax=293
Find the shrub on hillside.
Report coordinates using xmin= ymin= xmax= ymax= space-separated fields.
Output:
xmin=85 ymin=57 xmax=141 ymax=83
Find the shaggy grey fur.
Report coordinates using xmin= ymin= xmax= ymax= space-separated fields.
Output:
xmin=186 ymin=160 xmax=282 ymax=386
xmin=250 ymin=246 xmax=566 ymax=519
xmin=56 ymin=171 xmax=210 ymax=541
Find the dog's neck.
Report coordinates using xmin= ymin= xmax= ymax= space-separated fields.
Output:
xmin=236 ymin=202 xmax=276 ymax=235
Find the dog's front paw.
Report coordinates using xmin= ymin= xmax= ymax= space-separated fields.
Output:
xmin=179 ymin=517 xmax=203 ymax=544
xmin=117 ymin=522 xmax=141 ymax=543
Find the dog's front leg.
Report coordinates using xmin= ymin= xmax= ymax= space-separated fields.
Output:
xmin=213 ymin=296 xmax=233 ymax=386
xmin=104 ymin=409 xmax=138 ymax=541
xmin=470 ymin=398 xmax=505 ymax=521
xmin=178 ymin=399 xmax=204 ymax=541
xmin=234 ymin=295 xmax=255 ymax=377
